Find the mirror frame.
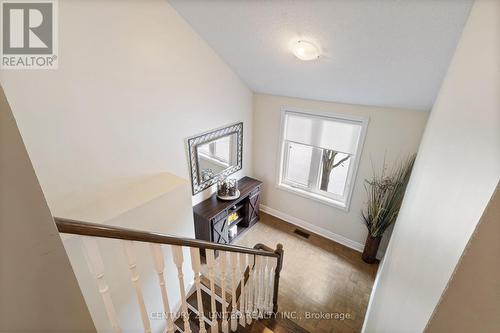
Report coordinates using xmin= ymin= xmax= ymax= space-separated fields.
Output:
xmin=186 ymin=122 xmax=243 ymax=195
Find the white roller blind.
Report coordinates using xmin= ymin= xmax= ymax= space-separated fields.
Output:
xmin=284 ymin=112 xmax=362 ymax=154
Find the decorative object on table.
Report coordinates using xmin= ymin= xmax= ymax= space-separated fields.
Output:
xmin=186 ymin=122 xmax=243 ymax=195
xmin=228 ymin=224 xmax=238 ymax=239
xmin=217 ymin=177 xmax=240 ymax=201
xmin=361 ymin=154 xmax=416 ymax=263
xmin=227 ymin=178 xmax=238 ymax=196
xmin=217 ymin=177 xmax=228 ymax=196
xmin=227 ymin=211 xmax=239 ymax=224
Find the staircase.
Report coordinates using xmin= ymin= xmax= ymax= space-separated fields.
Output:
xmin=55 ymin=217 xmax=309 ymax=333
xmin=171 ymin=270 xmax=307 ymax=333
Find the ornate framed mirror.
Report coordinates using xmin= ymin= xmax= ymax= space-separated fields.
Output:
xmin=186 ymin=122 xmax=243 ymax=195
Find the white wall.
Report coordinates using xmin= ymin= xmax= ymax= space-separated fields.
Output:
xmin=0 ymin=86 xmax=95 ymax=332
xmin=0 ymin=0 xmax=253 ymax=215
xmin=362 ymin=0 xmax=500 ymax=331
xmin=252 ymin=94 xmax=428 ymax=254
xmin=1 ymin=1 xmax=252 ymax=331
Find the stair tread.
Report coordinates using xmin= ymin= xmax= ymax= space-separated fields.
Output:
xmin=237 ymin=320 xmax=269 ymax=333
xmin=259 ymin=317 xmax=310 ymax=333
xmin=174 ymin=309 xmax=200 ymax=333
xmin=174 ymin=311 xmax=310 ymax=333
xmin=186 ymin=287 xmax=223 ymax=319
xmin=236 ymin=317 xmax=310 ymax=333
xmin=200 ymin=274 xmax=233 ymax=303
xmin=176 ymin=271 xmax=309 ymax=333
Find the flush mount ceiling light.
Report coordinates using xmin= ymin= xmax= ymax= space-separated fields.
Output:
xmin=292 ymin=40 xmax=320 ymax=61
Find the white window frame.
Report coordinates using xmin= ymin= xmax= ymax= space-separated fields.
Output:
xmin=276 ymin=107 xmax=369 ymax=211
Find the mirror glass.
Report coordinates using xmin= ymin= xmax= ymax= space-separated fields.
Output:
xmin=196 ymin=133 xmax=238 ymax=181
xmin=186 ymin=122 xmax=243 ymax=194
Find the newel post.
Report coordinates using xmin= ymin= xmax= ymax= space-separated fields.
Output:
xmin=273 ymin=243 xmax=284 ymax=314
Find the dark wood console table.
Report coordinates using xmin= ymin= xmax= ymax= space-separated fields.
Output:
xmin=193 ymin=177 xmax=261 ymax=250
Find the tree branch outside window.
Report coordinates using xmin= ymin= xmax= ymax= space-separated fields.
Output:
xmin=320 ymin=149 xmax=350 ymax=191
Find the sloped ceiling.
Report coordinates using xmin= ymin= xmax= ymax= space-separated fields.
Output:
xmin=168 ymin=0 xmax=473 ymax=111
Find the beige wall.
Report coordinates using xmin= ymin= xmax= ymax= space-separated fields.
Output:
xmin=363 ymin=0 xmax=500 ymax=331
xmin=0 ymin=0 xmax=253 ymax=215
xmin=426 ymin=183 xmax=500 ymax=332
xmin=0 ymin=86 xmax=95 ymax=332
xmin=252 ymin=93 xmax=428 ymax=253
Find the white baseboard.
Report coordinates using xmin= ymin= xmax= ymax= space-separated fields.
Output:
xmin=260 ymin=204 xmax=365 ymax=253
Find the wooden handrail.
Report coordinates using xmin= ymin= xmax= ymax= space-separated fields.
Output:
xmin=55 ymin=217 xmax=279 ymax=258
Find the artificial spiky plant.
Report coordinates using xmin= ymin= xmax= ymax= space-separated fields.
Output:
xmin=361 ymin=154 xmax=416 ymax=263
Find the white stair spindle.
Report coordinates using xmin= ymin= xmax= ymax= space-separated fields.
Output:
xmin=252 ymin=255 xmax=259 ymax=317
xmin=267 ymin=258 xmax=276 ymax=313
xmin=205 ymin=249 xmax=219 ymax=333
xmin=123 ymin=241 xmax=151 ymax=333
xmin=256 ymin=255 xmax=264 ymax=317
xmin=82 ymin=237 xmax=122 ymax=333
xmin=252 ymin=255 xmax=259 ymax=318
xmin=246 ymin=255 xmax=254 ymax=324
xmin=260 ymin=257 xmax=267 ymax=317
xmin=263 ymin=257 xmax=270 ymax=315
xmin=190 ymin=247 xmax=207 ymax=333
xmin=171 ymin=246 xmax=192 ymax=333
xmin=219 ymin=251 xmax=229 ymax=333
xmin=229 ymin=252 xmax=238 ymax=332
xmin=238 ymin=253 xmax=247 ymax=327
xmin=252 ymin=256 xmax=258 ymax=316
xmin=150 ymin=244 xmax=174 ymax=333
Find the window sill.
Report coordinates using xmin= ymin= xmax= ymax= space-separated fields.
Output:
xmin=276 ymin=183 xmax=349 ymax=212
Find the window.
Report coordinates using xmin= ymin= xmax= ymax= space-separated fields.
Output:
xmin=278 ymin=109 xmax=368 ymax=210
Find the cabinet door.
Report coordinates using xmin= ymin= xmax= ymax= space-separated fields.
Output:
xmin=212 ymin=217 xmax=229 ymax=244
xmin=248 ymin=188 xmax=260 ymax=225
